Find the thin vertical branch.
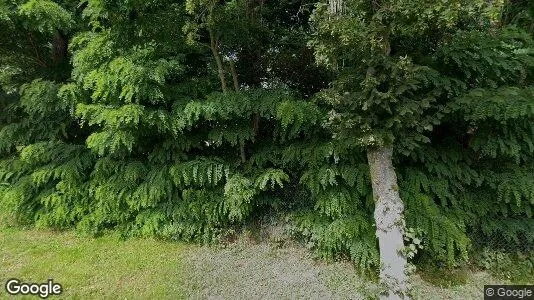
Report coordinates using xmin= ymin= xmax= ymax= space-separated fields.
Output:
xmin=228 ymin=58 xmax=247 ymax=163
xmin=229 ymin=60 xmax=240 ymax=91
xmin=28 ymin=33 xmax=47 ymax=68
xmin=209 ymin=29 xmax=229 ymax=93
xmin=328 ymin=0 xmax=345 ymax=14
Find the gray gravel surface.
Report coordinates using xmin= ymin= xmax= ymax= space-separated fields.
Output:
xmin=179 ymin=240 xmax=508 ymax=300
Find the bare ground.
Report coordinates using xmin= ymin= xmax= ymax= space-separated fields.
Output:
xmin=179 ymin=240 xmax=508 ymax=300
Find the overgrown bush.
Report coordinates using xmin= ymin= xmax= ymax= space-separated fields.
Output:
xmin=0 ymin=0 xmax=532 ymax=277
xmin=474 ymin=248 xmax=534 ymax=284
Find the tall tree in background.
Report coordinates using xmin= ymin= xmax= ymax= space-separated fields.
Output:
xmin=184 ymin=0 xmax=269 ymax=163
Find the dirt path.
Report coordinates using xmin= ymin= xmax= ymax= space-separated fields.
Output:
xmin=179 ymin=240 xmax=505 ymax=299
xmin=180 ymin=241 xmax=377 ymax=299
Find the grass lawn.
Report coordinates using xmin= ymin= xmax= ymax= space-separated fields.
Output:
xmin=0 ymin=224 xmax=187 ymax=299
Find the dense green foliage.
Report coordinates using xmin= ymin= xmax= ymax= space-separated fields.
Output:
xmin=1 ymin=0 xmax=532 ymax=275
xmin=299 ymin=0 xmax=534 ymax=272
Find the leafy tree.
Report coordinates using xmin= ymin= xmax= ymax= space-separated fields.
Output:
xmin=0 ymin=0 xmax=331 ymax=240
xmin=0 ymin=0 xmax=88 ymax=226
xmin=309 ymin=0 xmax=533 ymax=298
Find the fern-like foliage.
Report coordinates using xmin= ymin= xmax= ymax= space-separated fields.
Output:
xmin=170 ymin=159 xmax=230 ymax=188
xmin=1 ymin=0 xmax=532 ymax=278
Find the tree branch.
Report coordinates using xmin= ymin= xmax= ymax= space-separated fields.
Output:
xmin=28 ymin=33 xmax=47 ymax=68
xmin=209 ymin=29 xmax=229 ymax=93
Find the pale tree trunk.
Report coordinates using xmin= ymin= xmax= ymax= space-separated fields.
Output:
xmin=327 ymin=0 xmax=409 ymax=296
xmin=367 ymin=146 xmax=409 ymax=300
